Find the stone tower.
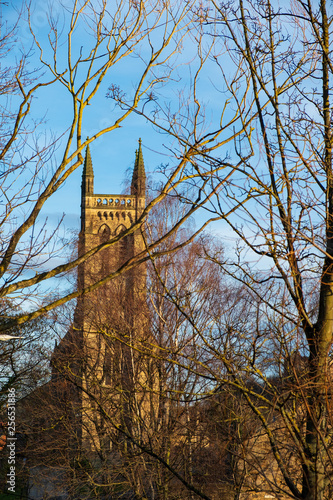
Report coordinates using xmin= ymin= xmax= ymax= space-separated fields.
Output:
xmin=77 ymin=138 xmax=146 ymax=327
xmin=52 ymin=140 xmax=149 ymax=453
xmin=79 ymin=137 xmax=146 ymax=281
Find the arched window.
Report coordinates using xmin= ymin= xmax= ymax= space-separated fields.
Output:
xmin=115 ymin=224 xmax=126 ymax=236
xmin=98 ymin=224 xmax=110 ymax=242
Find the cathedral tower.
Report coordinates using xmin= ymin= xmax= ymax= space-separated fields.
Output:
xmin=72 ymin=140 xmax=148 ymax=451
xmin=79 ymin=138 xmax=146 ymax=292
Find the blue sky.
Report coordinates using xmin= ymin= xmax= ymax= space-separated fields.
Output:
xmin=1 ymin=0 xmax=246 ymax=296
xmin=4 ymin=0 xmax=183 ymax=238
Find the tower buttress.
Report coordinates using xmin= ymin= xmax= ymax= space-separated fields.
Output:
xmin=131 ymin=138 xmax=146 ymax=198
xmin=81 ymin=143 xmax=94 ymax=232
xmin=82 ymin=142 xmax=94 ymax=196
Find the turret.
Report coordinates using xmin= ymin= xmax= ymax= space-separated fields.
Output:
xmin=81 ymin=143 xmax=94 ymax=233
xmin=81 ymin=142 xmax=94 ymax=198
xmin=131 ymin=138 xmax=146 ymax=198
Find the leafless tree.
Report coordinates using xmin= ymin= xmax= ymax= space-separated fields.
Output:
xmin=21 ymin=193 xmax=238 ymax=499
xmin=9 ymin=1 xmax=333 ymax=498
xmin=160 ymin=1 xmax=333 ymax=499
xmin=105 ymin=1 xmax=333 ymax=497
xmin=0 ymin=0 xmax=240 ymax=335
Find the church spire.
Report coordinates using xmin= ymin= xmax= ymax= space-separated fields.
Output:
xmin=83 ymin=143 xmax=94 ymax=177
xmin=131 ymin=138 xmax=146 ymax=197
xmin=82 ymin=141 xmax=94 ymax=196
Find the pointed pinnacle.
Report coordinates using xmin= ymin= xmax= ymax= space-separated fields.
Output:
xmin=83 ymin=141 xmax=94 ymax=176
xmin=136 ymin=138 xmax=145 ymax=178
xmin=131 ymin=138 xmax=146 ymax=197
